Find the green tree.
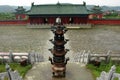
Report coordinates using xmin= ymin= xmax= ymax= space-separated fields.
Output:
xmin=0 ymin=12 xmax=16 ymax=20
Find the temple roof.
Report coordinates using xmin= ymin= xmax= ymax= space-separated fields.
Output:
xmin=15 ymin=6 xmax=26 ymax=14
xmin=27 ymin=2 xmax=89 ymax=15
xmin=91 ymin=6 xmax=103 ymax=14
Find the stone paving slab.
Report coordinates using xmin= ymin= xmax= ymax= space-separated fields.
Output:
xmin=24 ymin=62 xmax=94 ymax=80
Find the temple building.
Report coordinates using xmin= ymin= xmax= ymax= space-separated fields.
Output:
xmin=89 ymin=6 xmax=103 ymax=19
xmin=15 ymin=6 xmax=28 ymax=20
xmin=27 ymin=2 xmax=90 ymax=24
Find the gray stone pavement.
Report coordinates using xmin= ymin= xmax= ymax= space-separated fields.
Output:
xmin=24 ymin=62 xmax=94 ymax=80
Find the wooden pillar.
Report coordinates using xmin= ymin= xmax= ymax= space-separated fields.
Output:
xmin=35 ymin=17 xmax=38 ymax=24
xmin=31 ymin=17 xmax=34 ymax=24
xmin=65 ymin=17 xmax=69 ymax=24
xmin=79 ymin=17 xmax=88 ymax=24
xmin=74 ymin=17 xmax=79 ymax=24
xmin=39 ymin=17 xmax=43 ymax=24
xmin=48 ymin=17 xmax=55 ymax=24
xmin=47 ymin=17 xmax=50 ymax=24
xmin=73 ymin=17 xmax=76 ymax=24
xmin=61 ymin=17 xmax=65 ymax=24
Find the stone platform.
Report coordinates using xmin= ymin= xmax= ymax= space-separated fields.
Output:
xmin=24 ymin=62 xmax=93 ymax=80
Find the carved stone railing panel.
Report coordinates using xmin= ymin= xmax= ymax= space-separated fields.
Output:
xmin=97 ymin=65 xmax=120 ymax=80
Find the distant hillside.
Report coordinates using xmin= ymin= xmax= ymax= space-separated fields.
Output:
xmin=0 ymin=5 xmax=120 ymax=13
xmin=0 ymin=5 xmax=30 ymax=13
xmin=86 ymin=5 xmax=120 ymax=11
xmin=101 ymin=6 xmax=120 ymax=11
xmin=0 ymin=5 xmax=15 ymax=13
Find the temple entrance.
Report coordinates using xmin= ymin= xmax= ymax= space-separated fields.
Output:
xmin=43 ymin=18 xmax=48 ymax=24
xmin=69 ymin=17 xmax=74 ymax=24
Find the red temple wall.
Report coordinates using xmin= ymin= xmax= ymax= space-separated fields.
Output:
xmin=16 ymin=14 xmax=26 ymax=20
xmin=29 ymin=16 xmax=88 ymax=24
xmin=61 ymin=17 xmax=69 ymax=24
xmin=89 ymin=14 xmax=103 ymax=19
xmin=29 ymin=17 xmax=44 ymax=24
xmin=0 ymin=17 xmax=120 ymax=25
xmin=48 ymin=17 xmax=56 ymax=24
xmin=0 ymin=20 xmax=28 ymax=25
xmin=73 ymin=17 xmax=88 ymax=24
xmin=88 ymin=19 xmax=120 ymax=25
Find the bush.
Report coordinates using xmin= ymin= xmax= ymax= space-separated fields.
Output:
xmin=0 ymin=13 xmax=16 ymax=20
xmin=86 ymin=60 xmax=120 ymax=80
xmin=0 ymin=63 xmax=32 ymax=77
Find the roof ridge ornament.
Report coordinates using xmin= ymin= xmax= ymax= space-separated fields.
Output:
xmin=32 ymin=2 xmax=34 ymax=6
xmin=83 ymin=1 xmax=86 ymax=6
xmin=57 ymin=1 xmax=60 ymax=5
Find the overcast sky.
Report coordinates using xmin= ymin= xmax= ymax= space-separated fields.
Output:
xmin=0 ymin=0 xmax=120 ymax=6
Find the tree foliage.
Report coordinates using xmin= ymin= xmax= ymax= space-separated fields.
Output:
xmin=103 ymin=11 xmax=120 ymax=19
xmin=0 ymin=13 xmax=16 ymax=20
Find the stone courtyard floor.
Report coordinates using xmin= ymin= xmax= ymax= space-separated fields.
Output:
xmin=0 ymin=25 xmax=120 ymax=80
xmin=24 ymin=62 xmax=94 ymax=80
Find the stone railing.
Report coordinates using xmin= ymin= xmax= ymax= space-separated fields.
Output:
xmin=66 ymin=24 xmax=92 ymax=29
xmin=27 ymin=24 xmax=51 ymax=28
xmin=0 ymin=51 xmax=44 ymax=64
xmin=27 ymin=24 xmax=92 ymax=29
xmin=0 ymin=64 xmax=23 ymax=80
xmin=97 ymin=65 xmax=120 ymax=80
xmin=28 ymin=52 xmax=44 ymax=64
xmin=73 ymin=50 xmax=120 ymax=65
xmin=0 ymin=72 xmax=7 ymax=80
xmin=74 ymin=50 xmax=90 ymax=64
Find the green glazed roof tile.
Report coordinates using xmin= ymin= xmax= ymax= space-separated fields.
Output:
xmin=27 ymin=3 xmax=89 ymax=15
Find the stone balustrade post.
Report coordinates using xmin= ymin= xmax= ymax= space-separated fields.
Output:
xmin=9 ymin=50 xmax=13 ymax=62
xmin=106 ymin=50 xmax=111 ymax=64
